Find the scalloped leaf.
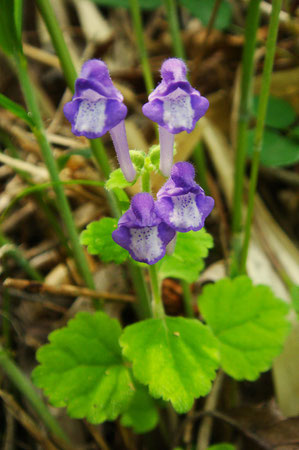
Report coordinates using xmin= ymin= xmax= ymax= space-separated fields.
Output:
xmin=32 ymin=312 xmax=134 ymax=424
xmin=80 ymin=217 xmax=128 ymax=264
xmin=105 ymin=168 xmax=136 ymax=190
xmin=120 ymin=316 xmax=219 ymax=413
xmin=159 ymin=229 xmax=213 ymax=282
xmin=121 ymin=384 xmax=159 ymax=434
xmin=198 ymin=276 xmax=290 ymax=381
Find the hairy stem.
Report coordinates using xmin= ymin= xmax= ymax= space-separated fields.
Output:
xmin=149 ymin=265 xmax=165 ymax=319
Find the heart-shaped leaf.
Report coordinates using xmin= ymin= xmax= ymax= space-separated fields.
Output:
xmin=198 ymin=276 xmax=290 ymax=380
xmin=120 ymin=316 xmax=219 ymax=413
xmin=32 ymin=312 xmax=134 ymax=424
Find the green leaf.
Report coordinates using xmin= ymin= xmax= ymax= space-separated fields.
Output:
xmin=179 ymin=0 xmax=232 ymax=30
xmin=290 ymin=285 xmax=299 ymax=319
xmin=148 ymin=145 xmax=160 ymax=171
xmin=80 ymin=217 xmax=128 ymax=264
xmin=208 ymin=445 xmax=236 ymax=450
xmin=289 ymin=126 xmax=299 ymax=141
xmin=120 ymin=316 xmax=219 ymax=413
xmin=32 ymin=312 xmax=134 ymax=424
xmin=14 ymin=0 xmax=23 ymax=43
xmin=0 ymin=93 xmax=34 ymax=126
xmin=198 ymin=276 xmax=290 ymax=381
xmin=105 ymin=168 xmax=135 ymax=190
xmin=0 ymin=0 xmax=22 ymax=56
xmin=121 ymin=384 xmax=159 ymax=433
xmin=129 ymin=150 xmax=145 ymax=171
xmin=113 ymin=188 xmax=131 ymax=213
xmin=247 ymin=129 xmax=299 ymax=167
xmin=253 ymin=96 xmax=296 ymax=130
xmin=159 ymin=229 xmax=213 ymax=282
xmin=89 ymin=0 xmax=162 ymax=9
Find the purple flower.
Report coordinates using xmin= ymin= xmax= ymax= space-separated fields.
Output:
xmin=142 ymin=58 xmax=209 ymax=177
xmin=64 ymin=59 xmax=136 ymax=182
xmin=112 ymin=193 xmax=175 ymax=265
xmin=155 ymin=162 xmax=214 ymax=232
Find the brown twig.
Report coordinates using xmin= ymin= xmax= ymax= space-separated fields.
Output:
xmin=196 ymin=371 xmax=225 ymax=450
xmin=84 ymin=421 xmax=110 ymax=450
xmin=174 ymin=408 xmax=273 ymax=450
xmin=0 ymin=390 xmax=58 ymax=450
xmin=3 ymin=278 xmax=136 ymax=303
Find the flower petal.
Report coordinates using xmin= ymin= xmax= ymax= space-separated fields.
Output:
xmin=156 ymin=162 xmax=215 ymax=232
xmin=142 ymin=58 xmax=209 ymax=134
xmin=112 ymin=193 xmax=175 ymax=264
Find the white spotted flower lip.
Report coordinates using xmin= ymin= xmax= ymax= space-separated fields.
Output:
xmin=142 ymin=58 xmax=209 ymax=135
xmin=112 ymin=193 xmax=175 ymax=265
xmin=156 ymin=162 xmax=214 ymax=233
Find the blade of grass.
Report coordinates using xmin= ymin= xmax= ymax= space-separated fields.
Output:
xmin=231 ymin=0 xmax=261 ymax=273
xmin=0 ymin=345 xmax=71 ymax=444
xmin=240 ymin=0 xmax=283 ymax=273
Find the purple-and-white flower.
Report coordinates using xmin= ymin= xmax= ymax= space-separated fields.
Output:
xmin=142 ymin=58 xmax=209 ymax=177
xmin=112 ymin=193 xmax=175 ymax=265
xmin=64 ymin=59 xmax=136 ymax=182
xmin=156 ymin=162 xmax=214 ymax=232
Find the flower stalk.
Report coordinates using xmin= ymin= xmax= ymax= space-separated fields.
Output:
xmin=240 ymin=0 xmax=283 ymax=273
xmin=149 ymin=265 xmax=165 ymax=319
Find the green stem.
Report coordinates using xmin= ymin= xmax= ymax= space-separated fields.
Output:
xmin=128 ymin=264 xmax=152 ymax=318
xmin=181 ymin=280 xmax=194 ymax=318
xmin=35 ymin=0 xmax=77 ymax=89
xmin=231 ymin=0 xmax=261 ymax=237
xmin=141 ymin=169 xmax=151 ymax=193
xmin=240 ymin=0 xmax=283 ymax=273
xmin=163 ymin=0 xmax=185 ymax=60
xmin=129 ymin=0 xmax=154 ymax=94
xmin=192 ymin=142 xmax=209 ymax=194
xmin=0 ymin=345 xmax=70 ymax=444
xmin=148 ymin=265 xmax=165 ymax=319
xmin=15 ymin=53 xmax=95 ymax=291
xmin=0 ymin=230 xmax=43 ymax=281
